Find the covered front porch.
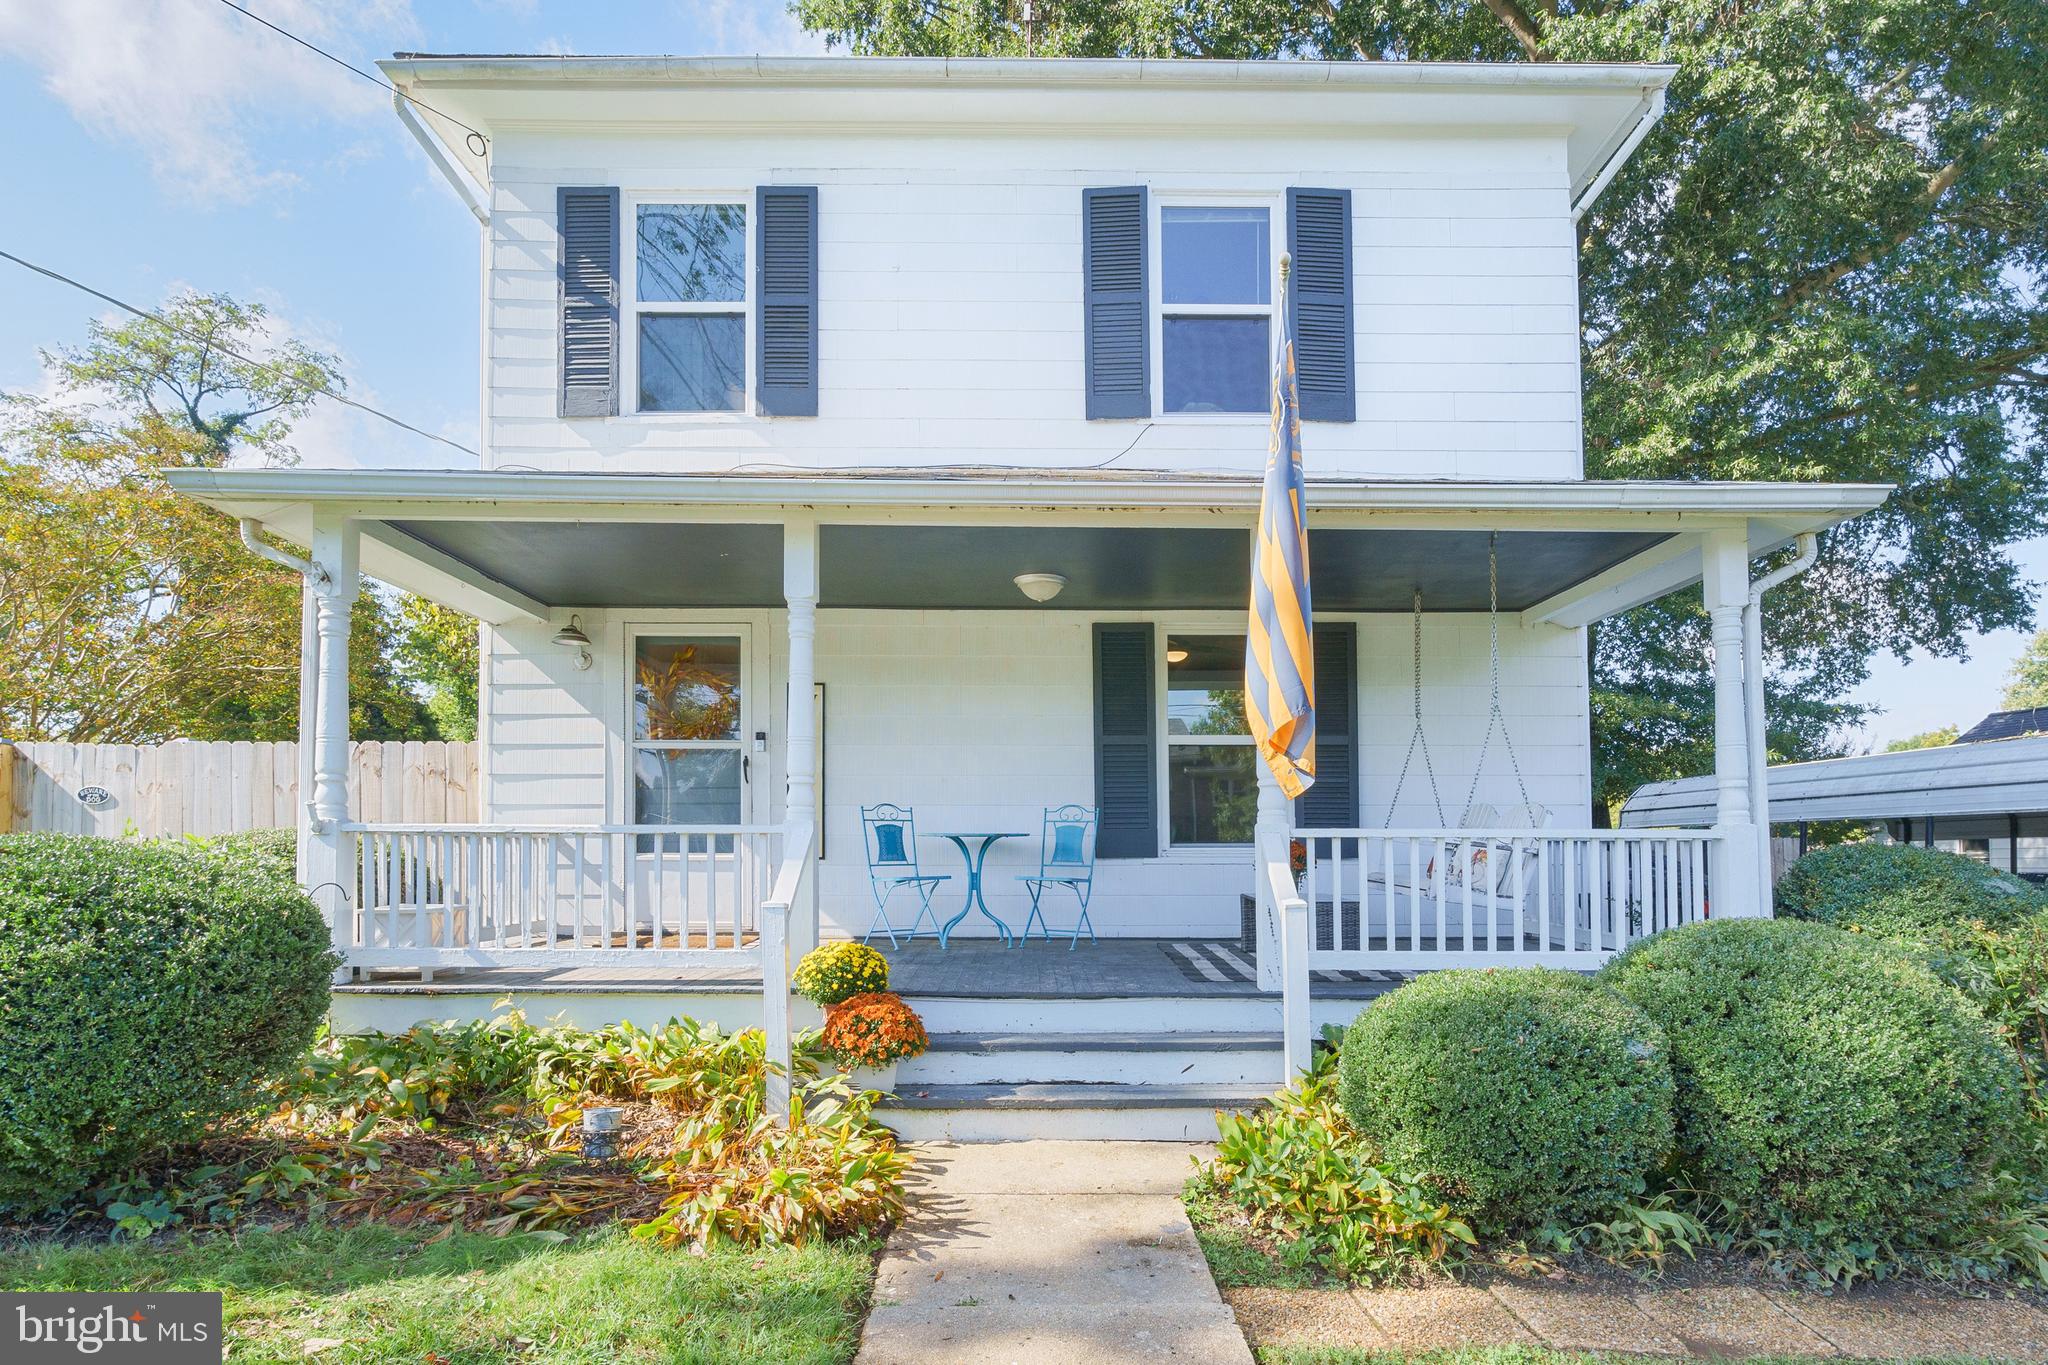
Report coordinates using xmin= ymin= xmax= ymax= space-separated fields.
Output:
xmin=173 ymin=466 xmax=1885 ymax=1080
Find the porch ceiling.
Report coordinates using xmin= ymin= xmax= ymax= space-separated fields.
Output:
xmin=821 ymin=525 xmax=1673 ymax=611
xmin=388 ymin=520 xmax=786 ymax=607
xmin=382 ymin=519 xmax=1669 ymax=612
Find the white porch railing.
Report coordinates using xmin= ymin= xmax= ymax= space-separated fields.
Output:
xmin=1294 ymin=827 xmax=1714 ymax=971
xmin=1265 ymin=826 xmax=1719 ymax=1081
xmin=337 ymin=823 xmax=783 ymax=970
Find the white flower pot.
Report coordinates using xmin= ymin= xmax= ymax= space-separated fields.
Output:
xmin=846 ymin=1062 xmax=897 ymax=1093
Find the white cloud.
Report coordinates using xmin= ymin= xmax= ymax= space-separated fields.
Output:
xmin=0 ymin=0 xmax=416 ymax=202
xmin=691 ymin=0 xmax=828 ymax=56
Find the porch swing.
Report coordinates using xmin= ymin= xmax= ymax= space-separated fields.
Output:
xmin=1370 ymin=531 xmax=1551 ymax=916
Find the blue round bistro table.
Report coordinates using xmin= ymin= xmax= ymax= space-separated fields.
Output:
xmin=930 ymin=831 xmax=1027 ymax=947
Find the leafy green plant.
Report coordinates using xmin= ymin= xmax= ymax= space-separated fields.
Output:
xmin=1200 ymin=1053 xmax=1476 ymax=1283
xmin=1337 ymin=968 xmax=1675 ymax=1232
xmin=792 ymin=941 xmax=890 ymax=1006
xmin=1602 ymin=918 xmax=2026 ymax=1269
xmin=1777 ymin=842 xmax=2042 ymax=937
xmin=0 ymin=833 xmax=337 ymax=1213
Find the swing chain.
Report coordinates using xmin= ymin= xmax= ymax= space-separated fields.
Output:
xmin=1383 ymin=588 xmax=1447 ymax=827
xmin=1458 ymin=531 xmax=1537 ymax=822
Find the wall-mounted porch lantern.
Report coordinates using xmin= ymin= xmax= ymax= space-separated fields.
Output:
xmin=552 ymin=615 xmax=594 ymax=671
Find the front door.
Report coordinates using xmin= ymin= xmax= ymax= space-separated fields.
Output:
xmin=629 ymin=629 xmax=755 ymax=942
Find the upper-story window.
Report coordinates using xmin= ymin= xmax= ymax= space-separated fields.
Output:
xmin=1160 ymin=205 xmax=1272 ymax=415
xmin=632 ymin=201 xmax=747 ymax=413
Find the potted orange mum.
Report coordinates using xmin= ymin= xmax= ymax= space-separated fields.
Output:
xmin=820 ymin=990 xmax=929 ymax=1093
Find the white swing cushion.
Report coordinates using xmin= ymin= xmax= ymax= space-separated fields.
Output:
xmin=1424 ymin=804 xmax=1552 ymax=897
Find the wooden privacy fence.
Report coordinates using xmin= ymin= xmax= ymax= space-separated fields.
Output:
xmin=0 ymin=741 xmax=479 ymax=839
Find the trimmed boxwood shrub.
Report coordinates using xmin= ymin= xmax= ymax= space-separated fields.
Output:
xmin=200 ymin=827 xmax=299 ymax=884
xmin=0 ymin=834 xmax=337 ymax=1212
xmin=1600 ymin=918 xmax=2023 ymax=1254
xmin=1336 ymin=968 xmax=1675 ymax=1231
xmin=1777 ymin=842 xmax=2041 ymax=938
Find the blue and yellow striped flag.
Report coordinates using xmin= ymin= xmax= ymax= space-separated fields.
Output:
xmin=1246 ymin=265 xmax=1315 ymax=799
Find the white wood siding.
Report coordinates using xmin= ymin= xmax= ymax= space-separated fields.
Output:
xmin=480 ymin=609 xmax=1590 ymax=939
xmin=482 ymin=127 xmax=1583 ymax=481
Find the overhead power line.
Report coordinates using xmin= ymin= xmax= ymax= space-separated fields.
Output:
xmin=212 ymin=0 xmax=490 ymax=156
xmin=0 ymin=247 xmax=481 ymax=459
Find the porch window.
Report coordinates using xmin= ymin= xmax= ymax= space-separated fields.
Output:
xmin=1165 ymin=634 xmax=1256 ymax=846
xmin=633 ymin=202 xmax=747 ymax=413
xmin=632 ymin=635 xmax=743 ymax=847
xmin=1160 ymin=206 xmax=1271 ymax=414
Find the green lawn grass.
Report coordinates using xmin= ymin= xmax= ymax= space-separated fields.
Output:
xmin=0 ymin=1222 xmax=878 ymax=1364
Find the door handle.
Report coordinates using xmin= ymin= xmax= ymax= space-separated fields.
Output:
xmin=743 ymin=755 xmax=751 ymax=782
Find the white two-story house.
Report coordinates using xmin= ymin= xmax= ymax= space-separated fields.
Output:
xmin=172 ymin=55 xmax=1886 ymax=1136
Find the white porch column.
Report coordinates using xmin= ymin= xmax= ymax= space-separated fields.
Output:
xmin=305 ymin=515 xmax=361 ymax=981
xmin=1254 ymin=757 xmax=1286 ymax=991
xmin=1257 ymin=759 xmax=1311 ymax=1077
xmin=1701 ymin=527 xmax=1763 ymax=917
xmin=783 ymin=516 xmax=821 ymax=960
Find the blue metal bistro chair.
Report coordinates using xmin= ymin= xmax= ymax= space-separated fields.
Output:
xmin=1018 ymin=804 xmax=1098 ymax=948
xmin=860 ymin=803 xmax=948 ymax=948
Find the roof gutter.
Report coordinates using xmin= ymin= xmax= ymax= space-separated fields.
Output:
xmin=392 ymin=88 xmax=489 ymax=225
xmin=379 ymin=54 xmax=1678 ymax=96
xmin=1572 ymin=85 xmax=1665 ymax=222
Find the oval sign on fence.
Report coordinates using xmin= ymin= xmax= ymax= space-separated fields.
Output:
xmin=76 ymin=785 xmax=112 ymax=807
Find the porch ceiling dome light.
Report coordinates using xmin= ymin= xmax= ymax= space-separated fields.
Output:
xmin=552 ymin=615 xmax=594 ymax=671
xmin=1013 ymin=572 xmax=1067 ymax=603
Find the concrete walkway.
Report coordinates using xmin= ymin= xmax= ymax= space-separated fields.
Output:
xmin=1228 ymin=1273 xmax=2048 ymax=1359
xmin=856 ymin=1141 xmax=1253 ymax=1364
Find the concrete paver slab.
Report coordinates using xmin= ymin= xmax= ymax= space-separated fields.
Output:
xmin=1489 ymin=1277 xmax=1689 ymax=1354
xmin=1926 ymin=1296 xmax=2048 ymax=1360
xmin=857 ymin=1140 xmax=1251 ymax=1365
xmin=860 ymin=1303 xmax=1255 ymax=1362
xmin=1354 ymin=1282 xmax=1541 ymax=1349
xmin=1225 ymin=1287 xmax=1391 ymax=1351
xmin=1766 ymin=1286 xmax=1994 ymax=1358
xmin=872 ymin=1193 xmax=1225 ymax=1305
xmin=1631 ymin=1285 xmax=1838 ymax=1357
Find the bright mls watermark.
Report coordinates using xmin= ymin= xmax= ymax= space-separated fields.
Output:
xmin=5 ymin=1294 xmax=222 ymax=1362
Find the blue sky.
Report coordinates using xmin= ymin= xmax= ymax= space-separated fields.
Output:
xmin=0 ymin=0 xmax=2037 ymax=750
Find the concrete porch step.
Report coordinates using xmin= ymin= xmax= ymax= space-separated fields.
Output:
xmin=900 ymin=1031 xmax=1283 ymax=1085
xmin=878 ymin=1081 xmax=1269 ymax=1142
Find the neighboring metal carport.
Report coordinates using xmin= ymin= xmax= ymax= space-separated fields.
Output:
xmin=1621 ymin=734 xmax=2048 ymax=880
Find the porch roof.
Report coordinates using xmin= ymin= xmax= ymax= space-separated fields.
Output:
xmin=166 ymin=467 xmax=1889 ymax=628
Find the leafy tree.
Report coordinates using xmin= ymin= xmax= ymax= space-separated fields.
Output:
xmin=0 ymin=294 xmax=438 ymax=742
xmin=2000 ymin=628 xmax=2048 ymax=709
xmin=397 ymin=597 xmax=480 ymax=741
xmin=802 ymin=0 xmax=2048 ymax=800
xmin=1886 ymin=725 xmax=1959 ymax=751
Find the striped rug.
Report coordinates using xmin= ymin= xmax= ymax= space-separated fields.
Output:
xmin=1161 ymin=940 xmax=1404 ymax=986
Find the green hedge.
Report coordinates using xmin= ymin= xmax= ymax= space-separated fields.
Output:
xmin=0 ymin=834 xmax=337 ymax=1212
xmin=1335 ymin=968 xmax=1675 ymax=1231
xmin=1601 ymin=918 xmax=2023 ymax=1254
xmin=1777 ymin=842 xmax=2042 ymax=938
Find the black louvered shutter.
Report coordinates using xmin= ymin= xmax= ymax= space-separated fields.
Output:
xmin=1297 ymin=622 xmax=1358 ymax=829
xmin=1082 ymin=186 xmax=1150 ymax=419
xmin=1094 ymin=623 xmax=1157 ymax=858
xmin=557 ymin=186 xmax=619 ymax=418
xmin=1287 ymin=189 xmax=1355 ymax=423
xmin=756 ymin=186 xmax=819 ymax=417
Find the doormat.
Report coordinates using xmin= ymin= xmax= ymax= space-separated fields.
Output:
xmin=1161 ymin=940 xmax=1404 ymax=987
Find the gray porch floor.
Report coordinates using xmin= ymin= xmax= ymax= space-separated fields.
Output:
xmin=339 ymin=936 xmax=1406 ymax=1001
